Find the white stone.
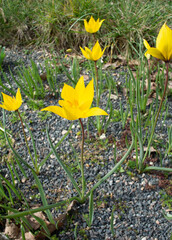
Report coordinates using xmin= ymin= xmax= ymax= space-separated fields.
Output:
xmin=99 ymin=133 xmax=106 ymax=140
xmin=62 ymin=130 xmax=67 ymax=135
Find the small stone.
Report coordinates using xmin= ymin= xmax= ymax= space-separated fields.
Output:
xmin=109 ymin=180 xmax=113 ymax=186
xmin=62 ymin=130 xmax=67 ymax=135
xmin=99 ymin=133 xmax=106 ymax=140
xmin=23 ymin=105 xmax=28 ymax=110
xmin=21 ymin=177 xmax=27 ymax=183
xmin=156 ymin=220 xmax=160 ymax=225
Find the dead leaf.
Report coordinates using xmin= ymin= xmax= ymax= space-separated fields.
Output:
xmin=102 ymin=61 xmax=121 ymax=70
xmin=25 ymin=211 xmax=46 ymax=231
xmin=146 ymin=97 xmax=154 ymax=106
xmin=5 ymin=220 xmax=20 ymax=239
xmin=128 ymin=59 xmax=140 ymax=68
xmin=143 ymin=147 xmax=157 ymax=153
xmin=21 ymin=232 xmax=35 ymax=240
xmin=151 ymin=92 xmax=162 ymax=100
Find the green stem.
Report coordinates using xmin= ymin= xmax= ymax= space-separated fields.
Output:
xmin=93 ymin=33 xmax=96 ymax=45
xmin=141 ymin=62 xmax=169 ymax=169
xmin=79 ymin=118 xmax=85 ymax=199
xmin=94 ymin=61 xmax=101 ymax=135
xmin=17 ymin=110 xmax=35 ymax=170
xmin=94 ymin=61 xmax=99 ymax=106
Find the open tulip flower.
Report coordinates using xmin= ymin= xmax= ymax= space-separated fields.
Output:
xmin=0 ymin=88 xmax=22 ymax=111
xmin=144 ymin=23 xmax=172 ymax=62
xmin=41 ymin=76 xmax=108 ymax=120
xmin=84 ymin=16 xmax=104 ymax=33
xmin=80 ymin=41 xmax=106 ymax=61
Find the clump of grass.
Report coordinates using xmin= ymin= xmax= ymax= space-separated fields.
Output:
xmin=0 ymin=0 xmax=171 ymax=58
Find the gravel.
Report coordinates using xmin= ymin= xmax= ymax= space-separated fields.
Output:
xmin=0 ymin=48 xmax=172 ymax=240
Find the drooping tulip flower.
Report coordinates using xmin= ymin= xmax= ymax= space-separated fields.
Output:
xmin=144 ymin=23 xmax=172 ymax=62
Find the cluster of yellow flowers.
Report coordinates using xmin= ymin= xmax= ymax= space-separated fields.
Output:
xmin=0 ymin=16 xmax=108 ymax=121
xmin=0 ymin=18 xmax=171 ymax=119
xmin=80 ymin=16 xmax=106 ymax=62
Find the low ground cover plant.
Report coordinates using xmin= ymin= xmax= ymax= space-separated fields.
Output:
xmin=0 ymin=13 xmax=171 ymax=240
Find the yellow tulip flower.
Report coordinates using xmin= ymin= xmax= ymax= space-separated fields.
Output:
xmin=84 ymin=16 xmax=104 ymax=33
xmin=0 ymin=88 xmax=22 ymax=111
xmin=144 ymin=23 xmax=172 ymax=62
xmin=41 ymin=76 xmax=108 ymax=120
xmin=80 ymin=41 xmax=106 ymax=61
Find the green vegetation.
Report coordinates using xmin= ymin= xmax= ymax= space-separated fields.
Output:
xmin=0 ymin=0 xmax=171 ymax=58
xmin=0 ymin=1 xmax=171 ymax=239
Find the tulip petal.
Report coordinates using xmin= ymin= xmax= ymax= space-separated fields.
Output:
xmin=79 ymin=79 xmax=94 ymax=110
xmin=75 ymin=76 xmax=85 ymax=99
xmin=85 ymin=107 xmax=108 ymax=118
xmin=146 ymin=48 xmax=165 ymax=61
xmin=143 ymin=39 xmax=150 ymax=50
xmin=80 ymin=47 xmax=91 ymax=60
xmin=143 ymin=40 xmax=151 ymax=59
xmin=144 ymin=50 xmax=151 ymax=60
xmin=41 ymin=106 xmax=67 ymax=119
xmin=61 ymin=83 xmax=75 ymax=103
xmin=156 ymin=23 xmax=172 ymax=61
xmin=16 ymin=88 xmax=22 ymax=109
xmin=84 ymin=19 xmax=89 ymax=32
xmin=92 ymin=41 xmax=102 ymax=60
xmin=0 ymin=103 xmax=10 ymax=111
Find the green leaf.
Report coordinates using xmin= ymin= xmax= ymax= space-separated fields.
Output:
xmin=88 ymin=190 xmax=94 ymax=227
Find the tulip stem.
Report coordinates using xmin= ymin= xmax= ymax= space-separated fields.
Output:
xmin=17 ymin=109 xmax=35 ymax=172
xmin=94 ymin=61 xmax=99 ymax=106
xmin=79 ymin=118 xmax=85 ymax=199
xmin=93 ymin=33 xmax=96 ymax=45
xmin=94 ymin=61 xmax=101 ymax=135
xmin=141 ymin=61 xmax=169 ymax=170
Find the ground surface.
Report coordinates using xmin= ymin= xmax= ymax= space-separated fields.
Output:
xmin=0 ymin=48 xmax=172 ymax=240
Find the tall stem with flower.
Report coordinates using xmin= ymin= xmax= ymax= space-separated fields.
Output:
xmin=141 ymin=23 xmax=172 ymax=171
xmin=80 ymin=16 xmax=106 ymax=135
xmin=80 ymin=41 xmax=106 ymax=135
xmin=42 ymin=76 xmax=108 ymax=201
xmin=42 ymin=76 xmax=134 ymax=206
xmin=0 ymin=88 xmax=35 ymax=169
